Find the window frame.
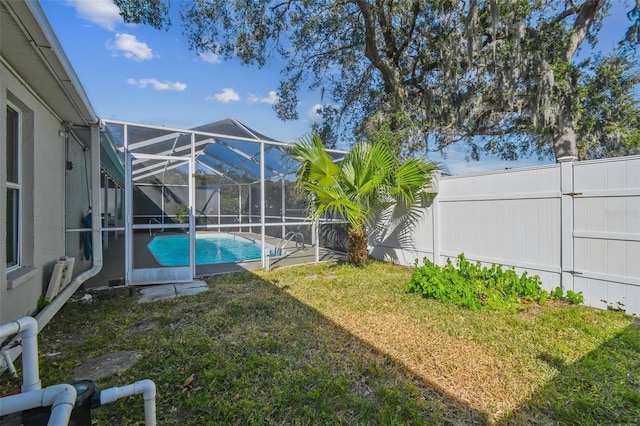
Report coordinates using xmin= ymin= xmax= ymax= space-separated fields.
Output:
xmin=6 ymin=101 xmax=22 ymax=271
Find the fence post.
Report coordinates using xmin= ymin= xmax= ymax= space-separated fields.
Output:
xmin=559 ymin=156 xmax=577 ymax=291
xmin=432 ymin=171 xmax=441 ymax=266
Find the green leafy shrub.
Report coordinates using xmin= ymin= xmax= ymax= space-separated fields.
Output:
xmin=406 ymin=254 xmax=548 ymax=311
xmin=550 ymin=286 xmax=564 ymax=300
xmin=549 ymin=286 xmax=584 ymax=305
xmin=565 ymin=290 xmax=584 ymax=305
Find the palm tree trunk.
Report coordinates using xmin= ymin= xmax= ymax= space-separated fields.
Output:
xmin=347 ymin=224 xmax=369 ymax=266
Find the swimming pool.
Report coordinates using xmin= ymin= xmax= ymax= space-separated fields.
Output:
xmin=147 ymin=233 xmax=279 ymax=266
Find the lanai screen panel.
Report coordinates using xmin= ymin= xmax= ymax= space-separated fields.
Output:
xmin=102 ymin=118 xmax=346 ymax=241
xmin=200 ymin=142 xmax=262 ymax=181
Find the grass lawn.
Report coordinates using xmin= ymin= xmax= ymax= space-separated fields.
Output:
xmin=2 ymin=260 xmax=638 ymax=424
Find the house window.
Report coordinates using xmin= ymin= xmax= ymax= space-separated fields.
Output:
xmin=6 ymin=104 xmax=21 ymax=269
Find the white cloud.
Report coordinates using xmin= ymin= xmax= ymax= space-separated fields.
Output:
xmin=207 ymin=88 xmax=241 ymax=103
xmin=307 ymin=104 xmax=323 ymax=122
xmin=248 ymin=91 xmax=279 ymax=105
xmin=127 ymin=78 xmax=187 ymax=91
xmin=67 ymin=0 xmax=123 ymax=31
xmin=199 ymin=52 xmax=221 ymax=64
xmin=108 ymin=33 xmax=153 ymax=61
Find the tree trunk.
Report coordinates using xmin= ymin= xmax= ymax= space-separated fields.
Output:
xmin=347 ymin=225 xmax=369 ymax=267
xmin=356 ymin=0 xmax=405 ymax=134
xmin=553 ymin=105 xmax=579 ymax=160
xmin=551 ymin=0 xmax=605 ymax=161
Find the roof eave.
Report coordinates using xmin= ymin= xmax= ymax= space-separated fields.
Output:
xmin=2 ymin=0 xmax=98 ymax=127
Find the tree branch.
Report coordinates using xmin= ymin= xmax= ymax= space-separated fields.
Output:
xmin=355 ymin=0 xmax=400 ymax=97
xmin=395 ymin=1 xmax=421 ymax=63
xmin=565 ymin=0 xmax=607 ymax=60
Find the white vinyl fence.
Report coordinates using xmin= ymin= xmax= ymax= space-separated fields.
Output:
xmin=370 ymin=155 xmax=640 ymax=316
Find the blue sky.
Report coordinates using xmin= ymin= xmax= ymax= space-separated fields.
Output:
xmin=40 ymin=0 xmax=633 ymax=175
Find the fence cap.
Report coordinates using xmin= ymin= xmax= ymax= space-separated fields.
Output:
xmin=557 ymin=156 xmax=578 ymax=163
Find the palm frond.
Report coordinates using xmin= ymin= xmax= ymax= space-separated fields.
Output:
xmin=391 ymin=158 xmax=436 ymax=205
xmin=290 ymin=133 xmax=340 ymax=188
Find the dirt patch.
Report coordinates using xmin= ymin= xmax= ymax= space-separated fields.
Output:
xmin=71 ymin=350 xmax=141 ymax=382
xmin=125 ymin=320 xmax=160 ymax=336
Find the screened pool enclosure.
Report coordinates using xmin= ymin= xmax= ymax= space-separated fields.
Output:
xmin=96 ymin=119 xmax=347 ymax=285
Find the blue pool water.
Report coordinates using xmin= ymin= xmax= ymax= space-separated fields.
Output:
xmin=147 ymin=234 xmax=272 ymax=266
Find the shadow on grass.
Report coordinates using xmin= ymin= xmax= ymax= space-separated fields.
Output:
xmin=7 ymin=267 xmax=637 ymax=425
xmin=24 ymin=271 xmax=486 ymax=425
xmin=500 ymin=319 xmax=640 ymax=425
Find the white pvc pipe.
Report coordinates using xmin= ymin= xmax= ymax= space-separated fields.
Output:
xmin=47 ymin=384 xmax=77 ymax=426
xmin=99 ymin=379 xmax=156 ymax=426
xmin=0 ymin=322 xmax=20 ymax=339
xmin=17 ymin=317 xmax=40 ymax=392
xmin=0 ymin=383 xmax=77 ymax=425
xmin=0 ymin=316 xmax=40 ymax=392
xmin=2 ymin=348 xmax=18 ymax=378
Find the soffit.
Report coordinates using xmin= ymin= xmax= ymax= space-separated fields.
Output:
xmin=0 ymin=1 xmax=97 ymax=126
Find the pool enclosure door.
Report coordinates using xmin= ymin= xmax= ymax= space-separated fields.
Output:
xmin=125 ymin=140 xmax=196 ymax=285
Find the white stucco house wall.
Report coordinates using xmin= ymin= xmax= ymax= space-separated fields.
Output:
xmin=1 ymin=0 xmax=103 ymax=331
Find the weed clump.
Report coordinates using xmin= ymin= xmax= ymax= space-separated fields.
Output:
xmin=406 ymin=254 xmax=582 ymax=311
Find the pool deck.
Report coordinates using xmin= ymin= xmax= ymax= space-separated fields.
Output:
xmin=83 ymin=231 xmax=346 ymax=289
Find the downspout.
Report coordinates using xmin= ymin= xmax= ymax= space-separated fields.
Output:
xmin=0 ymin=125 xmax=103 ymax=371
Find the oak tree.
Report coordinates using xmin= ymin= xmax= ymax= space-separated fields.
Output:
xmin=115 ymin=0 xmax=640 ymax=160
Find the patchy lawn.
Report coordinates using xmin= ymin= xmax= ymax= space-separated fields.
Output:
xmin=2 ymin=260 xmax=638 ymax=425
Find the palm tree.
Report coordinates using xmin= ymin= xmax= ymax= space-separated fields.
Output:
xmin=290 ymin=133 xmax=437 ymax=266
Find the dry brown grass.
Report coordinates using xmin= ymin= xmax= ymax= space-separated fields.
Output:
xmin=337 ymin=311 xmax=514 ymax=421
